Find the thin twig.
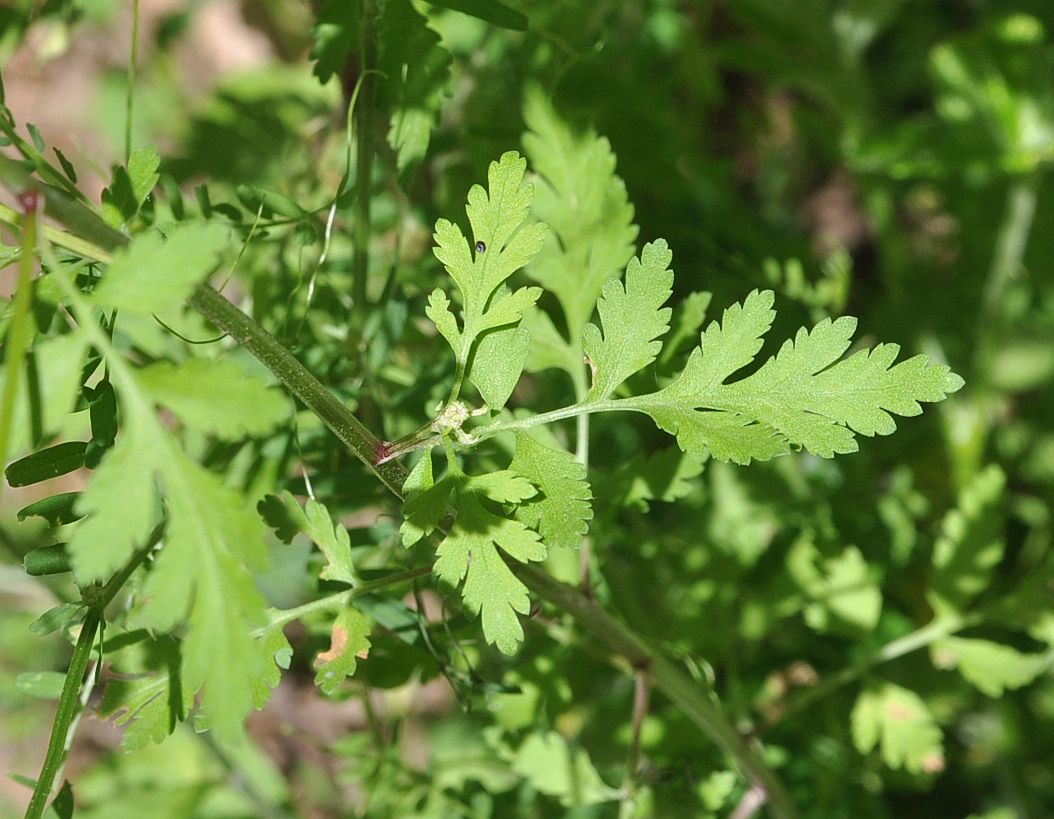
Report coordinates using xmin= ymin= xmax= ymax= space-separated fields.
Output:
xmin=626 ymin=665 xmax=652 ymax=787
xmin=124 ymin=0 xmax=141 ymax=165
xmin=728 ymin=784 xmax=768 ymax=819
xmin=351 ymin=0 xmax=380 ymax=326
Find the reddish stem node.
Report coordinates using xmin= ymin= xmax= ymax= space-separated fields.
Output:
xmin=17 ymin=189 xmax=40 ymax=215
xmin=373 ymin=440 xmax=392 ymax=465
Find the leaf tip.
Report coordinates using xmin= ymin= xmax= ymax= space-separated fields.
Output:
xmin=833 ymin=314 xmax=858 ymax=335
xmin=943 ymin=370 xmax=966 ymax=393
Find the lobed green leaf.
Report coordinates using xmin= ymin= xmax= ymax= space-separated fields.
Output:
xmin=426 ymin=289 xmax=461 ymax=351
xmin=509 ymin=433 xmax=592 ymax=550
xmin=92 ymin=222 xmax=229 ymax=314
xmin=431 ymin=151 xmax=548 ymax=368
xmin=582 ymin=240 xmax=674 ymax=401
xmin=314 ymin=607 xmax=372 ymax=696
xmin=851 ymin=681 xmax=944 ymax=774
xmin=381 ymin=0 xmax=452 ymax=169
xmin=69 ymin=421 xmax=157 ymax=582
xmin=400 ymin=452 xmax=453 ymax=547
xmin=522 ymin=86 xmax=638 ymax=352
xmin=259 ymin=491 xmax=358 ymax=585
xmin=787 ymin=540 xmax=882 ymax=634
xmin=433 ymin=492 xmax=545 ymax=654
xmin=310 ymin=0 xmax=358 ymax=84
xmin=636 ymin=288 xmax=964 ymax=463
xmin=512 ymin=731 xmax=617 ymax=807
xmin=465 ymin=469 xmax=537 ymax=504
xmin=99 ymin=632 xmax=192 ymax=750
xmin=929 ymin=464 xmax=1006 ymax=613
xmin=470 ymin=326 xmax=530 ymax=411
xmin=252 ymin=624 xmax=293 ymax=709
xmin=137 ymin=358 xmax=289 ymax=440
xmin=137 ymin=450 xmax=270 ymax=743
xmin=932 ymin=636 xmax=1052 ymax=697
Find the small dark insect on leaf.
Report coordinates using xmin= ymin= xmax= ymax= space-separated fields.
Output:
xmin=475 ymin=240 xmax=486 ymax=253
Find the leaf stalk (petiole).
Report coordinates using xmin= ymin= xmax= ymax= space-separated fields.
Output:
xmin=262 ymin=566 xmax=433 ymax=632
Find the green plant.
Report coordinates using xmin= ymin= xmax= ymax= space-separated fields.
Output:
xmin=0 ymin=119 xmax=959 ymax=819
xmin=2 ymin=3 xmax=1053 ymax=819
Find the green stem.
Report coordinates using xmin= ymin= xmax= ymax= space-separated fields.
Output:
xmin=625 ymin=667 xmax=650 ymax=790
xmin=351 ymin=0 xmax=380 ymax=326
xmin=570 ymin=366 xmax=591 ymax=589
xmin=446 ymin=356 xmax=468 ymax=406
xmin=11 ymin=216 xmax=112 ymax=263
xmin=261 ymin=566 xmax=432 ymax=633
xmin=946 ymin=172 xmax=1041 ymax=489
xmin=187 ymin=285 xmax=407 ymax=496
xmin=474 ymin=397 xmax=626 ymax=439
xmin=24 ymin=611 xmax=99 ymax=819
xmin=97 ymin=530 xmax=162 ymax=610
xmin=513 ymin=563 xmax=797 ymax=819
xmin=981 ymin=173 xmax=1039 ymax=321
xmin=23 ymin=531 xmax=160 ymax=819
xmin=569 ymin=365 xmax=591 ymax=464
xmin=124 ymin=0 xmax=141 ymax=165
xmin=0 ymin=192 xmax=38 ymax=504
xmin=0 ymin=202 xmax=113 ymax=263
xmin=0 ymin=159 xmax=126 ymax=254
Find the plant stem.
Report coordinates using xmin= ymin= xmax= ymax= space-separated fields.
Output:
xmin=625 ymin=667 xmax=651 ymax=789
xmin=22 ymin=531 xmax=159 ymax=819
xmin=0 ymin=159 xmax=126 ymax=254
xmin=351 ymin=0 xmax=380 ymax=326
xmin=124 ymin=0 xmax=141 ymax=165
xmin=728 ymin=785 xmax=769 ymax=819
xmin=261 ymin=566 xmax=432 ymax=632
xmin=0 ymin=202 xmax=113 ymax=263
xmin=23 ymin=611 xmax=100 ymax=819
xmin=187 ymin=285 xmax=407 ymax=496
xmin=947 ymin=172 xmax=1042 ymax=487
xmin=981 ymin=173 xmax=1039 ymax=320
xmin=0 ymin=191 xmax=39 ymax=505
xmin=513 ymin=563 xmax=797 ymax=819
xmin=573 ymin=373 xmax=591 ymax=468
xmin=571 ymin=367 xmax=592 ymax=590
xmin=446 ymin=357 xmax=467 ymax=406
xmin=473 ymin=397 xmax=627 ymax=439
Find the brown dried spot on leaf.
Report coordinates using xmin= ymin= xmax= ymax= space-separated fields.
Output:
xmin=315 ymin=623 xmax=348 ymax=665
